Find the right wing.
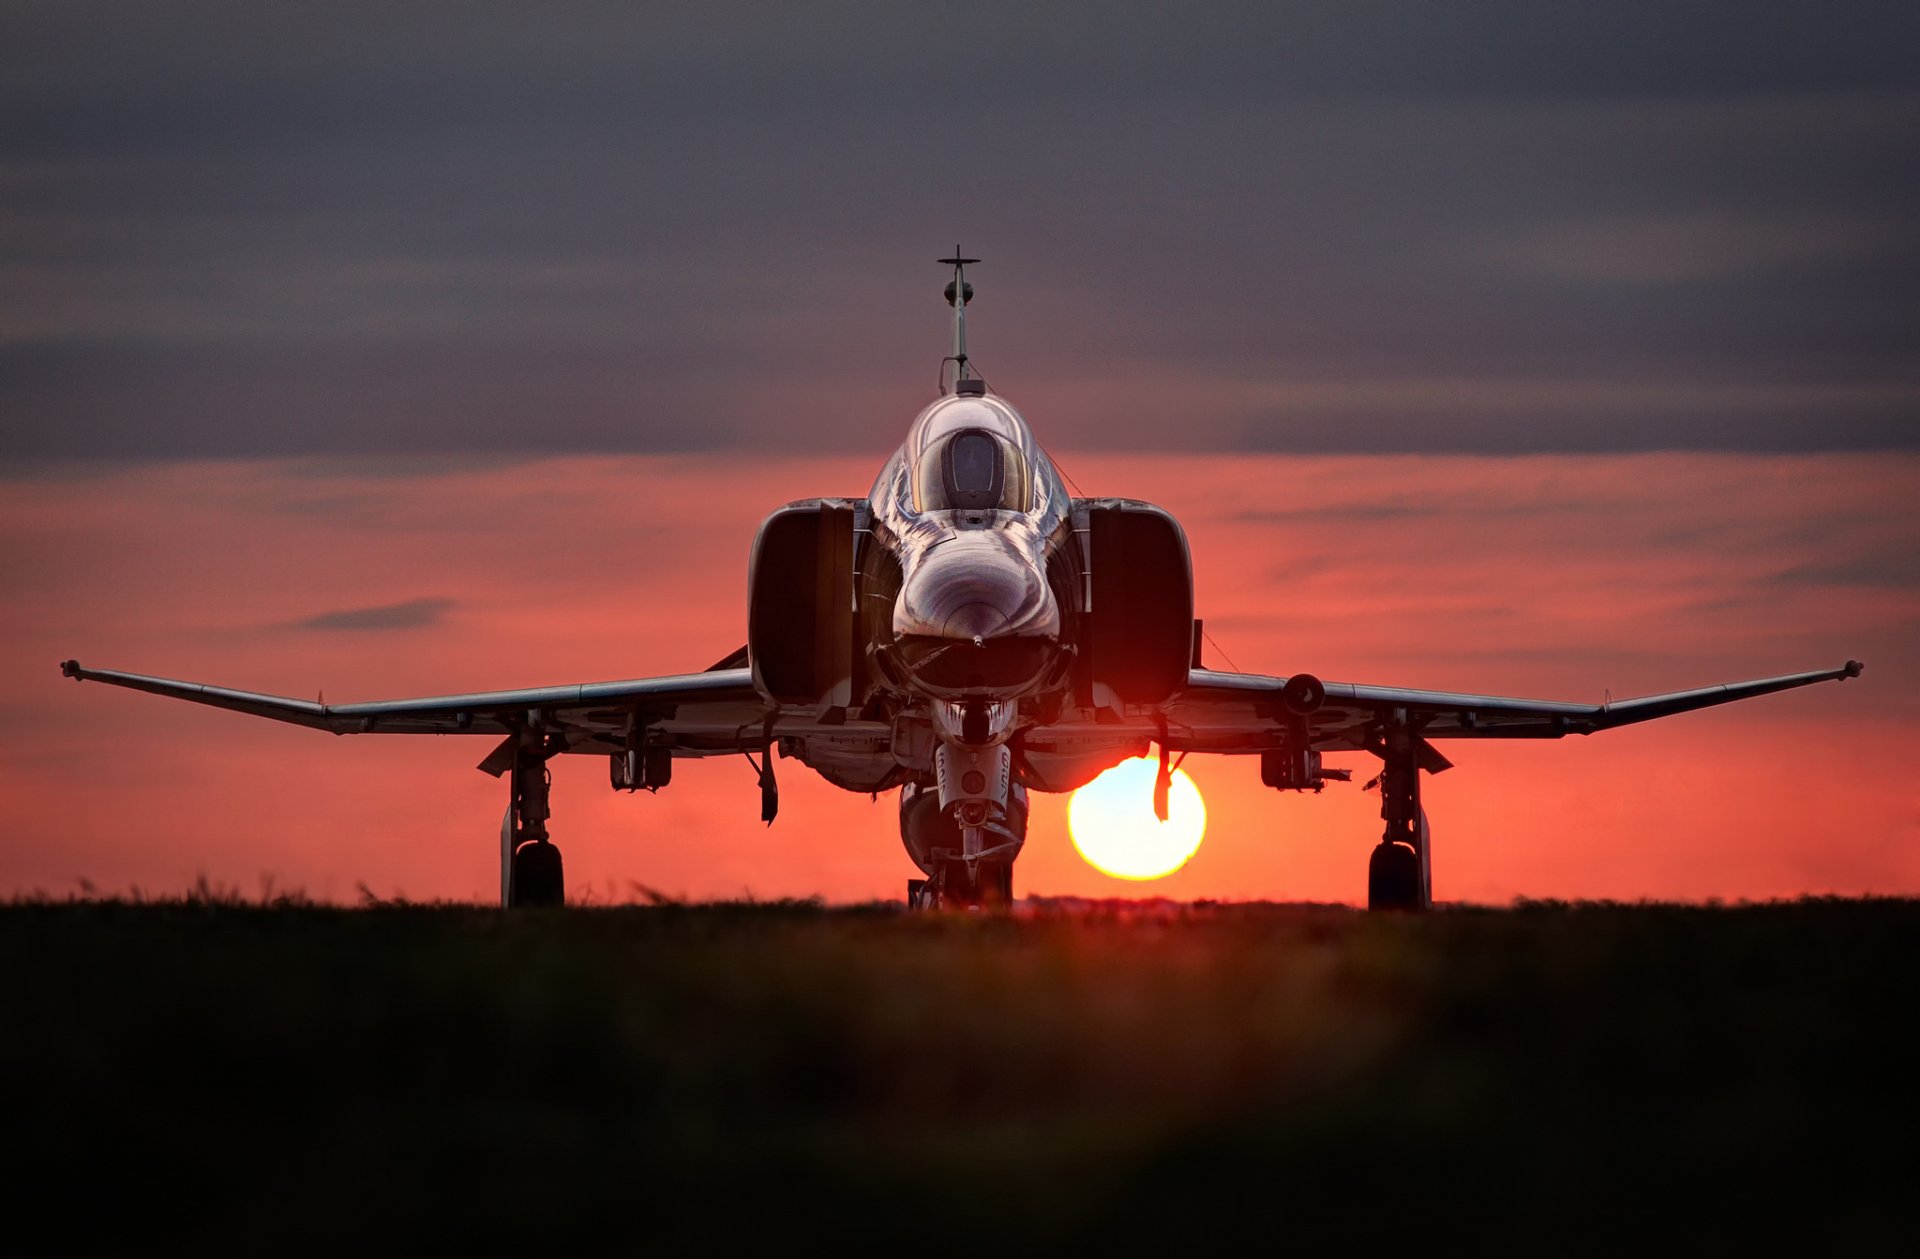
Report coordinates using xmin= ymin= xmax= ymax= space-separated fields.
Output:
xmin=1013 ymin=661 xmax=1865 ymax=764
xmin=1164 ymin=660 xmax=1866 ymax=754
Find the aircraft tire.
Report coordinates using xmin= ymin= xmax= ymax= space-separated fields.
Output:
xmin=510 ymin=840 xmax=565 ymax=908
xmin=1367 ymin=841 xmax=1423 ymax=912
xmin=932 ymin=859 xmax=1013 ymax=910
xmin=982 ymin=860 xmax=1014 ymax=906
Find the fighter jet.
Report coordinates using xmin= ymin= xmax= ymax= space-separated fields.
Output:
xmin=60 ymin=255 xmax=1865 ymax=909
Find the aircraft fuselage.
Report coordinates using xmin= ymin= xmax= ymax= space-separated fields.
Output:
xmin=870 ymin=387 xmax=1075 ymax=704
xmin=858 ymin=385 xmax=1086 ymax=881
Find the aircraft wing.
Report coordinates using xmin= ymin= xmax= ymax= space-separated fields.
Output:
xmin=1164 ymin=660 xmax=1866 ymax=754
xmin=58 ymin=657 xmax=798 ymax=768
xmin=61 ymin=654 xmax=1866 ymax=780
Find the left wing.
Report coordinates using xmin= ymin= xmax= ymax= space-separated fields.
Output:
xmin=1160 ymin=660 xmax=1866 ymax=754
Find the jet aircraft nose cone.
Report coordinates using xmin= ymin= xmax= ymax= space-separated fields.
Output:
xmin=892 ymin=533 xmax=1059 ymax=644
xmin=939 ymin=601 xmax=1013 ymax=641
xmin=890 ymin=532 xmax=1061 ymax=694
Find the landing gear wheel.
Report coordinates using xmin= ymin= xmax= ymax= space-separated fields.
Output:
xmin=511 ymin=840 xmax=565 ymax=908
xmin=907 ymin=878 xmax=929 ymax=909
xmin=1367 ymin=841 xmax=1423 ymax=912
xmin=925 ymin=859 xmax=1013 ymax=911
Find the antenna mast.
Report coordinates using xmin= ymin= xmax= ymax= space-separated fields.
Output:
xmin=937 ymin=248 xmax=978 ymax=394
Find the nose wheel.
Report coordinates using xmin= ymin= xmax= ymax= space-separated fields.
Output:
xmin=909 ymin=858 xmax=1014 ymax=910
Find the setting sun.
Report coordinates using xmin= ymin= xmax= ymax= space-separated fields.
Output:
xmin=1067 ymin=756 xmax=1208 ymax=880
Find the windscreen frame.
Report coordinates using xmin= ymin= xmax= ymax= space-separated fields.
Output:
xmin=914 ymin=427 xmax=1032 ymax=513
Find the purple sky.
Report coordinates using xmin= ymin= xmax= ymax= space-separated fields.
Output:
xmin=3 ymin=2 xmax=1917 ymax=460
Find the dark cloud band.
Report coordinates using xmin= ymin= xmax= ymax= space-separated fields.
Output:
xmin=3 ymin=4 xmax=1916 ymax=460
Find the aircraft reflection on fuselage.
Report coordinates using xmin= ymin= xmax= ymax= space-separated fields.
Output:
xmin=873 ymin=388 xmax=1069 ymax=700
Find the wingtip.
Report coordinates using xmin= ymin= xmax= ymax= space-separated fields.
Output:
xmin=60 ymin=659 xmax=82 ymax=680
xmin=1843 ymin=659 xmax=1865 ymax=679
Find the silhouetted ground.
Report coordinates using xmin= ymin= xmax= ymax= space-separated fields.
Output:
xmin=5 ymin=896 xmax=1913 ymax=1250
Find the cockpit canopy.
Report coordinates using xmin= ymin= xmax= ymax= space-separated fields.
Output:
xmin=913 ymin=427 xmax=1032 ymax=513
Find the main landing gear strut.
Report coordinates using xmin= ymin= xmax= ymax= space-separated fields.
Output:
xmin=500 ymin=733 xmax=564 ymax=908
xmin=1368 ymin=714 xmax=1435 ymax=911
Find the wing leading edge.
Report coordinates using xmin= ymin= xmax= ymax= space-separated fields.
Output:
xmin=57 ymin=659 xmax=789 ymax=765
xmin=60 ymin=655 xmax=1866 ymax=766
xmin=60 ymin=659 xmax=760 ymax=736
xmin=1171 ymin=660 xmax=1865 ymax=752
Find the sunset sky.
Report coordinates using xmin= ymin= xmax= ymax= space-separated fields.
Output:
xmin=3 ymin=4 xmax=1915 ymax=903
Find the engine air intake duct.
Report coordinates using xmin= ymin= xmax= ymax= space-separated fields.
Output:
xmin=748 ymin=499 xmax=868 ymax=707
xmin=1072 ymin=500 xmax=1195 ymax=708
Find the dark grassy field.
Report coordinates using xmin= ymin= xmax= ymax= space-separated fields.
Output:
xmin=6 ymin=896 xmax=1914 ymax=1250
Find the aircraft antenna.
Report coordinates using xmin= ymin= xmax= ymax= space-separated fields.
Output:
xmin=937 ymin=248 xmax=978 ymax=394
xmin=1201 ymin=625 xmax=1243 ymax=674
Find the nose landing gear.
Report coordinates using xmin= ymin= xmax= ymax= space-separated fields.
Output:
xmin=908 ymin=859 xmax=1014 ymax=911
xmin=899 ymin=779 xmax=1028 ymax=910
